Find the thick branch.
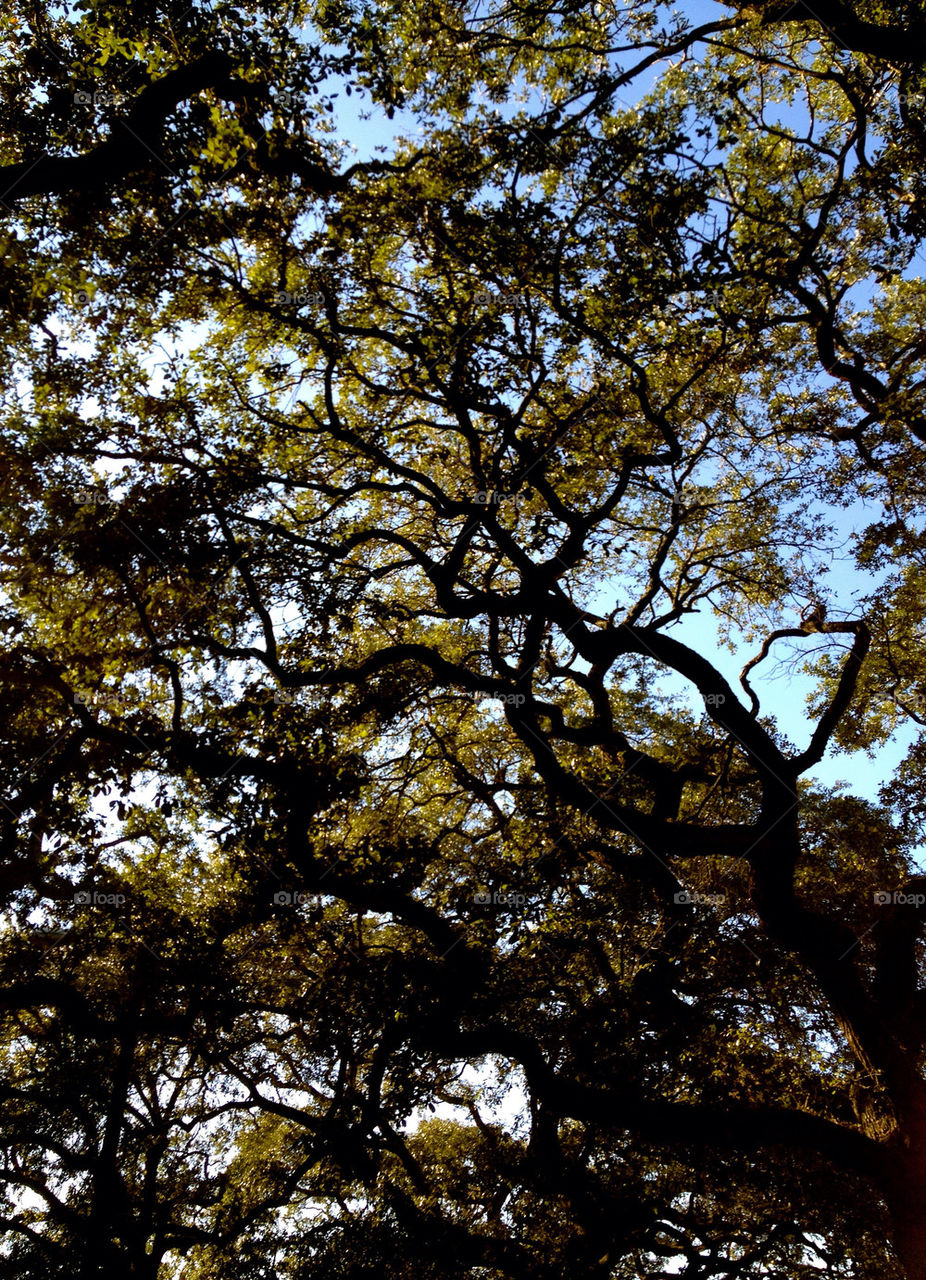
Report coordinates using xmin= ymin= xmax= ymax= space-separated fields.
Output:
xmin=753 ymin=0 xmax=926 ymax=62
xmin=436 ymin=1024 xmax=884 ymax=1180
xmin=0 ymin=53 xmax=234 ymax=206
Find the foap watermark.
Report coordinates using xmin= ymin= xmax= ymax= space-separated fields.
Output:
xmin=871 ymin=688 xmax=926 ymax=715
xmin=674 ymin=890 xmax=726 ymax=906
xmin=874 ymin=890 xmax=926 ymax=906
xmin=704 ymin=694 xmax=726 ymax=707
xmin=872 ymin=83 xmax=926 ymax=111
xmin=474 ymin=890 xmax=527 ymax=907
xmin=473 ymin=287 xmax=530 ymax=309
xmin=74 ymin=690 xmax=128 ymax=716
xmin=472 ymin=489 xmax=519 ymax=507
xmin=74 ymin=889 xmax=126 ymax=907
xmin=274 ymin=287 xmax=325 ymax=308
xmin=473 ymin=691 xmax=526 ymax=708
xmin=74 ymin=485 xmax=115 ymax=506
xmin=271 ymin=686 xmax=328 ymax=708
xmin=273 ymin=890 xmax=321 ymax=907
xmin=73 ymin=88 xmax=120 ymax=109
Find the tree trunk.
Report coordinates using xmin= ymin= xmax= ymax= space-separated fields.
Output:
xmin=885 ymin=1151 xmax=926 ymax=1280
xmin=890 ymin=1204 xmax=926 ymax=1280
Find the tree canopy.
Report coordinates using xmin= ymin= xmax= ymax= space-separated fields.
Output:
xmin=3 ymin=0 xmax=926 ymax=1276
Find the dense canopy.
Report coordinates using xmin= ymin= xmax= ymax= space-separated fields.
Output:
xmin=3 ymin=0 xmax=926 ymax=1276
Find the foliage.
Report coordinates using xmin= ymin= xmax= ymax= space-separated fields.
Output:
xmin=2 ymin=0 xmax=926 ymax=1276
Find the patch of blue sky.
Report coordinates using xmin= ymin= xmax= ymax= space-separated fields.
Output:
xmin=575 ymin=490 xmax=922 ymax=820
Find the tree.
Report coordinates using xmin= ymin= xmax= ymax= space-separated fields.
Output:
xmin=2 ymin=0 xmax=926 ymax=1276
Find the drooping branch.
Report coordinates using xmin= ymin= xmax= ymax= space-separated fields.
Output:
xmin=739 ymin=617 xmax=871 ymax=774
xmin=794 ymin=620 xmax=870 ymax=773
xmin=740 ymin=626 xmax=813 ymax=717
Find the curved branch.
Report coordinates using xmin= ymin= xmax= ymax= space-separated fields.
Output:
xmin=794 ymin=620 xmax=870 ymax=773
xmin=740 ymin=627 xmax=811 ymax=717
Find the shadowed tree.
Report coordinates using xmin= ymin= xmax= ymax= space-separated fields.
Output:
xmin=2 ymin=1 xmax=926 ymax=1276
